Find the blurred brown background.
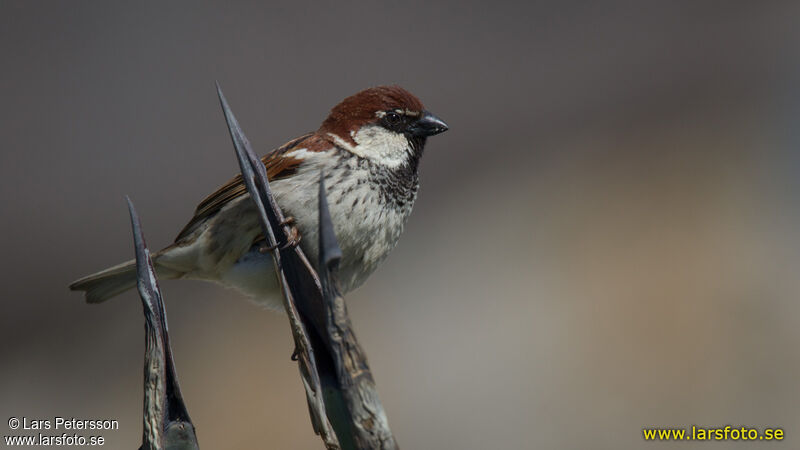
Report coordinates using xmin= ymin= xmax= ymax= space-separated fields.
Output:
xmin=2 ymin=1 xmax=800 ymax=448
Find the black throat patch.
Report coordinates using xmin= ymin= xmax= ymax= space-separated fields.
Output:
xmin=331 ymin=139 xmax=423 ymax=210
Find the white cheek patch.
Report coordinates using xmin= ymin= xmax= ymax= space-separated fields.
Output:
xmin=348 ymin=125 xmax=411 ymax=168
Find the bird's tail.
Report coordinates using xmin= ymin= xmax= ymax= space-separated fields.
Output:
xmin=69 ymin=255 xmax=184 ymax=304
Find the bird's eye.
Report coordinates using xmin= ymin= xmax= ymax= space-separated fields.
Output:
xmin=384 ymin=111 xmax=401 ymax=125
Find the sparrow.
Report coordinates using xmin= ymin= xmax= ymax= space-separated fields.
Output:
xmin=70 ymin=86 xmax=448 ymax=310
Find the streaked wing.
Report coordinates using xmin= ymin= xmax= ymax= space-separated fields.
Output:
xmin=174 ymin=133 xmax=315 ymax=242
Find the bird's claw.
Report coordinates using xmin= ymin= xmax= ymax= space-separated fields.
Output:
xmin=258 ymin=225 xmax=301 ymax=253
xmin=281 ymin=226 xmax=302 ymax=250
xmin=258 ymin=243 xmax=277 ymax=253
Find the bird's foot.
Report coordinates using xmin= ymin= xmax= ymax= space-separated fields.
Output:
xmin=257 ymin=225 xmax=302 ymax=253
xmin=281 ymin=225 xmax=302 ymax=250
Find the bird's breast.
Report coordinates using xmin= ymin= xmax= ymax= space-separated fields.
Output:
xmin=270 ymin=153 xmax=417 ymax=292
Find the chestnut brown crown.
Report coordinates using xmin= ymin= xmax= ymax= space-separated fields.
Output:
xmin=319 ymin=86 xmax=447 ymax=144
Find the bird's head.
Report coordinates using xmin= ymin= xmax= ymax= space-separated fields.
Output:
xmin=319 ymin=86 xmax=448 ymax=168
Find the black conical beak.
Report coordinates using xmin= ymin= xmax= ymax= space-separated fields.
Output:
xmin=409 ymin=111 xmax=449 ymax=137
